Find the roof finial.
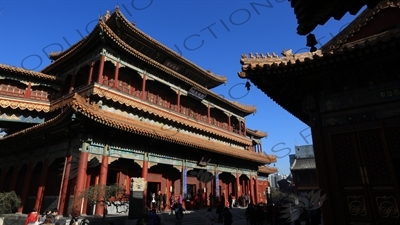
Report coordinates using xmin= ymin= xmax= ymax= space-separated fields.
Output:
xmin=104 ymin=10 xmax=111 ymax=21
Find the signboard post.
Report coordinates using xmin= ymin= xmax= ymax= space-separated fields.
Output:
xmin=128 ymin=177 xmax=147 ymax=220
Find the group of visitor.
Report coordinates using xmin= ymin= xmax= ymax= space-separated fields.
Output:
xmin=25 ymin=208 xmax=61 ymax=225
xmin=210 ymin=204 xmax=234 ymax=225
xmin=148 ymin=191 xmax=167 ymax=212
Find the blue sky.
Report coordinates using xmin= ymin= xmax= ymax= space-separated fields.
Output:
xmin=0 ymin=0 xmax=362 ymax=175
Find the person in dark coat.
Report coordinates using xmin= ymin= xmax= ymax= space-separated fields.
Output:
xmin=222 ymin=207 xmax=233 ymax=225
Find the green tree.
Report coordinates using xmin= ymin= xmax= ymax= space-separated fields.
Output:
xmin=0 ymin=191 xmax=21 ymax=214
xmin=79 ymin=184 xmax=128 ymax=224
xmin=270 ymin=188 xmax=297 ymax=204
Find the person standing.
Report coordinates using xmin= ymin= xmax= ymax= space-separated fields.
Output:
xmin=209 ymin=193 xmax=214 ymax=207
xmin=162 ymin=193 xmax=167 ymax=212
xmin=205 ymin=208 xmax=215 ymax=225
xmin=170 ymin=192 xmax=176 ymax=215
xmin=216 ymin=201 xmax=224 ymax=223
xmin=174 ymin=203 xmax=184 ymax=225
xmin=25 ymin=208 xmax=39 ymax=225
xmin=156 ymin=191 xmax=162 ymax=212
xmin=223 ymin=207 xmax=233 ymax=225
xmin=228 ymin=193 xmax=233 ymax=209
xmin=151 ymin=192 xmax=157 ymax=211
xmin=194 ymin=194 xmax=200 ymax=210
xmin=48 ymin=208 xmax=60 ymax=224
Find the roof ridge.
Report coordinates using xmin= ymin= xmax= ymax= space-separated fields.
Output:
xmin=100 ymin=20 xmax=256 ymax=114
xmin=321 ymin=0 xmax=400 ymax=52
xmin=0 ymin=63 xmax=60 ymax=81
xmin=112 ymin=8 xmax=228 ymax=84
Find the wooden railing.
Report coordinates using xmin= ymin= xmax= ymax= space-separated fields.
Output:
xmin=0 ymin=85 xmax=25 ymax=98
xmin=100 ymin=81 xmax=240 ymax=135
xmin=0 ymin=85 xmax=50 ymax=102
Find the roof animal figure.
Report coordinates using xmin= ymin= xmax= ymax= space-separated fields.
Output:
xmin=281 ymin=49 xmax=293 ymax=57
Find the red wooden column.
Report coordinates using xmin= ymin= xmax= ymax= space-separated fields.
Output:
xmin=69 ymin=73 xmax=77 ymax=93
xmin=0 ymin=167 xmax=8 ymax=192
xmin=24 ymin=82 xmax=32 ymax=99
xmin=72 ymin=147 xmax=89 ymax=215
xmin=141 ymin=155 xmax=149 ymax=210
xmin=224 ymin=183 xmax=229 ymax=207
xmin=34 ymin=160 xmax=49 ymax=213
xmin=141 ymin=74 xmax=147 ymax=100
xmin=113 ymin=62 xmax=120 ymax=89
xmin=177 ymin=90 xmax=181 ymax=112
xmin=18 ymin=162 xmax=34 ymax=213
xmin=235 ymin=172 xmax=241 ymax=200
xmin=249 ymin=175 xmax=254 ymax=204
xmin=242 ymin=120 xmax=246 ymax=136
xmin=97 ymin=55 xmax=105 ymax=84
xmin=166 ymin=179 xmax=172 ymax=209
xmin=81 ymin=173 xmax=91 ymax=215
xmin=227 ymin=114 xmax=231 ymax=131
xmin=254 ymin=176 xmax=259 ymax=204
xmin=9 ymin=165 xmax=20 ymax=191
xmin=95 ymin=154 xmax=109 ymax=215
xmin=125 ymin=174 xmax=131 ymax=197
xmin=238 ymin=119 xmax=242 ymax=135
xmin=207 ymin=104 xmax=211 ymax=124
xmin=59 ymin=155 xmax=73 ymax=215
xmin=87 ymin=62 xmax=94 ymax=85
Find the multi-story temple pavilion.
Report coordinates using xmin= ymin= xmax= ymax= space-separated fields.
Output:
xmin=0 ymin=8 xmax=278 ymax=216
xmin=239 ymin=1 xmax=399 ymax=224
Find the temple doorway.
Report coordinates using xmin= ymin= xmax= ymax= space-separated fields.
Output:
xmin=147 ymin=182 xmax=160 ymax=209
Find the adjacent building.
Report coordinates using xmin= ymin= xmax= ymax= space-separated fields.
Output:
xmin=290 ymin=145 xmax=318 ymax=195
xmin=238 ymin=1 xmax=400 ymax=224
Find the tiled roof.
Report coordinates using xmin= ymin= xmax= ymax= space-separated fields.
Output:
xmin=98 ymin=18 xmax=257 ymax=114
xmin=40 ymin=10 xmax=256 ymax=115
xmin=1 ymin=93 xmax=276 ymax=164
xmin=290 ymin=158 xmax=316 ymax=170
xmin=239 ymin=27 xmax=400 ymax=72
xmin=290 ymin=0 xmax=382 ymax=35
xmin=112 ymin=7 xmax=228 ymax=86
xmin=89 ymin=86 xmax=252 ymax=146
xmin=246 ymin=128 xmax=268 ymax=138
xmin=258 ymin=166 xmax=278 ymax=174
xmin=321 ymin=1 xmax=400 ymax=52
xmin=0 ymin=63 xmax=60 ymax=82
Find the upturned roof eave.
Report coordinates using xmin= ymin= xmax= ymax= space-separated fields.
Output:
xmin=0 ymin=63 xmax=61 ymax=83
xmin=99 ymin=19 xmax=257 ymax=115
xmin=112 ymin=8 xmax=227 ymax=87
xmin=40 ymin=21 xmax=102 ymax=74
xmin=0 ymin=93 xmax=274 ymax=164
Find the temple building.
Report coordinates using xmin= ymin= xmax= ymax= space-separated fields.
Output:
xmin=290 ymin=145 xmax=318 ymax=195
xmin=0 ymin=8 xmax=278 ymax=216
xmin=239 ymin=1 xmax=399 ymax=224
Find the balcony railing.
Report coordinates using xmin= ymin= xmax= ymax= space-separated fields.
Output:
xmin=101 ymin=81 xmax=242 ymax=135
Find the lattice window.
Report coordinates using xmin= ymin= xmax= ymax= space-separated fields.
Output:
xmin=331 ymin=133 xmax=362 ymax=185
xmin=358 ymin=129 xmax=392 ymax=185
xmin=385 ymin=126 xmax=400 ymax=158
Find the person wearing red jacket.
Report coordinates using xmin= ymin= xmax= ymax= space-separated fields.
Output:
xmin=24 ymin=208 xmax=39 ymax=225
